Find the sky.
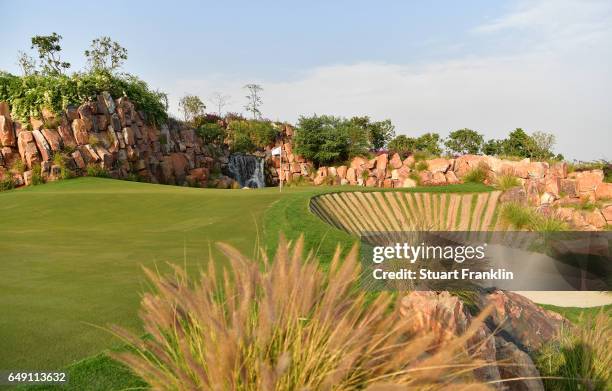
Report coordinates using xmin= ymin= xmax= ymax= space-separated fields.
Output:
xmin=2 ymin=0 xmax=611 ymax=160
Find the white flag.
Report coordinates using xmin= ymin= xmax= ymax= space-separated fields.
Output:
xmin=271 ymin=146 xmax=282 ymax=156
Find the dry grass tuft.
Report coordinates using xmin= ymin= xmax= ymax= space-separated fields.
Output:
xmin=111 ymin=235 xmax=494 ymax=390
xmin=536 ymin=311 xmax=612 ymax=391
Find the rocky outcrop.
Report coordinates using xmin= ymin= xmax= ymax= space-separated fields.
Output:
xmin=0 ymin=94 xmax=238 ymax=189
xmin=400 ymin=291 xmax=568 ymax=390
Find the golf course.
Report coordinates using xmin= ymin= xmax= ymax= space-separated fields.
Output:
xmin=0 ymin=178 xmax=490 ymax=372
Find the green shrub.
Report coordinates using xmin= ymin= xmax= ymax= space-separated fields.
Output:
xmin=86 ymin=164 xmax=109 ymax=178
xmin=196 ymin=122 xmax=226 ymax=144
xmin=227 ymin=119 xmax=278 ymax=153
xmin=463 ymin=164 xmax=488 ymax=184
xmin=0 ymin=70 xmax=168 ymax=125
xmin=52 ymin=152 xmax=74 ymax=179
xmin=536 ymin=312 xmax=611 ymax=391
xmin=31 ymin=163 xmax=44 ymax=185
xmin=415 ymin=160 xmax=428 ymax=172
xmin=11 ymin=159 xmax=26 ymax=174
xmin=495 ymin=174 xmax=521 ymax=191
xmin=0 ymin=175 xmax=15 ymax=191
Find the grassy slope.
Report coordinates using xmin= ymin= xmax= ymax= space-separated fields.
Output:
xmin=0 ymin=179 xmax=497 ymax=389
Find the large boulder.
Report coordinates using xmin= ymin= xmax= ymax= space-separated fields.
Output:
xmin=32 ymin=129 xmax=52 ymax=161
xmin=389 ymin=153 xmax=403 ymax=169
xmin=478 ymin=290 xmax=566 ymax=352
xmin=350 ymin=156 xmax=368 ymax=170
xmin=41 ymin=129 xmax=62 ymax=152
xmin=375 ymin=154 xmax=388 ymax=177
xmin=426 ymin=158 xmax=451 ymax=173
xmin=595 ymin=182 xmax=612 ymax=200
xmin=400 ymin=291 xmax=549 ymax=390
xmin=431 ymin=171 xmax=447 ymax=185
xmin=454 ymin=154 xmax=487 ymax=177
xmin=72 ymin=119 xmax=91 ymax=145
xmin=445 ymin=170 xmax=460 ymax=184
xmin=559 ymin=179 xmax=578 ymax=198
xmin=499 ymin=186 xmax=527 ymax=205
xmin=17 ymin=131 xmax=40 ymax=168
xmin=346 ymin=167 xmax=357 ymax=183
xmin=572 ymin=170 xmax=604 ymax=194
xmin=336 ymin=165 xmax=347 ymax=179
xmin=0 ymin=114 xmax=15 ymax=147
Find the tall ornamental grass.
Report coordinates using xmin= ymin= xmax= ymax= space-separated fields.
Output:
xmin=111 ymin=235 xmax=493 ymax=391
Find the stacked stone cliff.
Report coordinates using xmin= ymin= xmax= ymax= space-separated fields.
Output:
xmin=0 ymin=93 xmax=235 ymax=188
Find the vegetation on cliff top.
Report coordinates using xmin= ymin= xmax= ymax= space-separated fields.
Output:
xmin=1 ymin=33 xmax=168 ymax=125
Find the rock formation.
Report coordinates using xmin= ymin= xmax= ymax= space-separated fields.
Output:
xmin=0 ymin=94 xmax=238 ymax=189
xmin=400 ymin=290 xmax=568 ymax=390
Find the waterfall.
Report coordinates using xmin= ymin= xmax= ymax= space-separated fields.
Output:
xmin=228 ymin=153 xmax=265 ymax=188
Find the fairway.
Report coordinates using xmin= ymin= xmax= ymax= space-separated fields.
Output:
xmin=0 ymin=178 xmax=292 ymax=370
xmin=0 ymin=178 xmax=491 ymax=372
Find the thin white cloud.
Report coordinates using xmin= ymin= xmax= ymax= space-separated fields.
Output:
xmin=166 ymin=0 xmax=612 ymax=161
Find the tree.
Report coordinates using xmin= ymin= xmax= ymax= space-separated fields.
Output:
xmin=211 ymin=91 xmax=231 ymax=116
xmin=347 ymin=116 xmax=395 ymax=150
xmin=30 ymin=33 xmax=70 ymax=75
xmin=16 ymin=51 xmax=36 ymax=76
xmin=294 ymin=115 xmax=348 ymax=166
xmin=444 ymin=128 xmax=484 ymax=155
xmin=483 ymin=139 xmax=503 ymax=156
xmin=342 ymin=119 xmax=370 ymax=158
xmin=84 ymin=36 xmax=128 ymax=73
xmin=414 ymin=132 xmax=442 ymax=156
xmin=530 ymin=131 xmax=556 ymax=159
xmin=501 ymin=128 xmax=534 ymax=158
xmin=388 ymin=135 xmax=417 ymax=156
xmin=179 ymin=95 xmax=206 ymax=122
xmin=388 ymin=133 xmax=442 ymax=156
xmin=243 ymin=84 xmax=263 ymax=119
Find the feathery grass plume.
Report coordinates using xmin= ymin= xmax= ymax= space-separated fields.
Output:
xmin=536 ymin=311 xmax=611 ymax=390
xmin=110 ymin=235 xmax=494 ymax=390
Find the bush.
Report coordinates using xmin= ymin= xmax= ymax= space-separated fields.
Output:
xmin=86 ymin=164 xmax=109 ymax=178
xmin=110 ymin=236 xmax=491 ymax=390
xmin=388 ymin=133 xmax=442 ymax=157
xmin=0 ymin=175 xmax=14 ymax=191
xmin=0 ymin=70 xmax=168 ymax=125
xmin=196 ymin=122 xmax=226 ymax=144
xmin=536 ymin=312 xmax=611 ymax=391
xmin=463 ymin=164 xmax=489 ymax=184
xmin=31 ymin=163 xmax=44 ymax=185
xmin=293 ymin=115 xmax=369 ymax=166
xmin=227 ymin=119 xmax=278 ymax=153
xmin=415 ymin=160 xmax=428 ymax=172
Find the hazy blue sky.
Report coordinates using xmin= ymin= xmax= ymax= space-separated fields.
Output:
xmin=3 ymin=0 xmax=611 ymax=160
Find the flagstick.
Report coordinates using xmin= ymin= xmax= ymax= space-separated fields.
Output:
xmin=279 ymin=149 xmax=283 ymax=192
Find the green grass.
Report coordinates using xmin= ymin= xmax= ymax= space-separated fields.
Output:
xmin=539 ymin=304 xmax=612 ymax=325
xmin=0 ymin=179 xmax=494 ymax=389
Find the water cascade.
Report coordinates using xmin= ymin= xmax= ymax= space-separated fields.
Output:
xmin=228 ymin=153 xmax=265 ymax=188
